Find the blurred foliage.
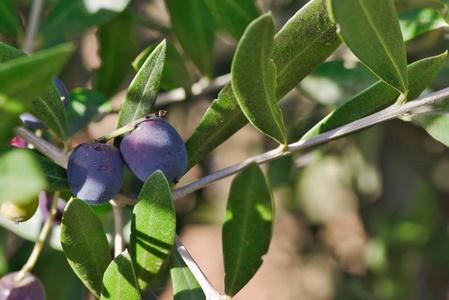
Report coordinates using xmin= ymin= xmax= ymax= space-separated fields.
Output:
xmin=1 ymin=0 xmax=449 ymax=299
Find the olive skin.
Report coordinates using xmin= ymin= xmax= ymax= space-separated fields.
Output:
xmin=0 ymin=197 xmax=39 ymax=224
xmin=0 ymin=272 xmax=45 ymax=300
xmin=120 ymin=118 xmax=188 ymax=183
xmin=67 ymin=143 xmax=124 ymax=205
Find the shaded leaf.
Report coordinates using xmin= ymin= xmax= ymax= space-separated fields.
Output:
xmin=165 ymin=0 xmax=215 ymax=77
xmin=0 ymin=148 xmax=47 ymax=205
xmin=411 ymin=102 xmax=449 ymax=147
xmin=231 ymin=13 xmax=286 ymax=145
xmin=205 ymin=0 xmax=260 ymax=39
xmin=297 ymin=61 xmax=378 ymax=107
xmin=223 ymin=163 xmax=273 ymax=297
xmin=301 ymin=52 xmax=448 ymax=140
xmin=170 ymin=249 xmax=205 ymax=300
xmin=0 ymin=0 xmax=22 ymax=37
xmin=116 ymin=41 xmax=166 ymax=129
xmin=40 ymin=0 xmax=131 ymax=43
xmin=67 ymin=88 xmax=112 ymax=135
xmin=96 ymin=10 xmax=136 ymax=97
xmin=100 ymin=250 xmax=142 ymax=300
xmin=130 ymin=170 xmax=176 ymax=291
xmin=61 ymin=198 xmax=111 ymax=298
xmin=0 ymin=42 xmax=24 ymax=63
xmin=329 ymin=0 xmax=408 ymax=93
xmin=399 ymin=7 xmax=448 ymax=42
xmin=133 ymin=41 xmax=192 ymax=92
xmin=185 ymin=0 xmax=340 ymax=170
xmin=0 ymin=44 xmax=73 ymax=144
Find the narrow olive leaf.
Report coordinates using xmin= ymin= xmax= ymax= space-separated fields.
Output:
xmin=130 ymin=170 xmax=176 ymax=291
xmin=412 ymin=106 xmax=449 ymax=147
xmin=100 ymin=250 xmax=142 ymax=300
xmin=297 ymin=61 xmax=378 ymax=107
xmin=165 ymin=0 xmax=215 ymax=77
xmin=170 ymin=249 xmax=205 ymax=300
xmin=116 ymin=41 xmax=166 ymax=129
xmin=68 ymin=88 xmax=112 ymax=135
xmin=185 ymin=0 xmax=340 ymax=170
xmin=0 ymin=146 xmax=70 ymax=192
xmin=232 ymin=13 xmax=286 ymax=145
xmin=30 ymin=81 xmax=70 ymax=145
xmin=205 ymin=0 xmax=260 ymax=40
xmin=132 ymin=41 xmax=192 ymax=92
xmin=96 ymin=10 xmax=136 ymax=97
xmin=301 ymin=51 xmax=448 ymax=140
xmin=223 ymin=163 xmax=273 ymax=297
xmin=61 ymin=198 xmax=111 ymax=298
xmin=0 ymin=148 xmax=47 ymax=205
xmin=328 ymin=0 xmax=408 ymax=94
xmin=399 ymin=7 xmax=448 ymax=42
xmin=0 ymin=44 xmax=73 ymax=144
xmin=0 ymin=0 xmax=22 ymax=38
xmin=0 ymin=42 xmax=24 ymax=63
xmin=39 ymin=0 xmax=131 ymax=43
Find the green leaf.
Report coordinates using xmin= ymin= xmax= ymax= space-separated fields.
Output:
xmin=100 ymin=250 xmax=142 ymax=300
xmin=116 ymin=40 xmax=166 ymax=129
xmin=328 ymin=0 xmax=408 ymax=94
xmin=0 ymin=42 xmax=24 ymax=63
xmin=133 ymin=41 xmax=192 ymax=92
xmin=0 ymin=44 xmax=73 ymax=144
xmin=96 ymin=10 xmax=136 ymax=97
xmin=0 ymin=145 xmax=69 ymax=192
xmin=39 ymin=0 xmax=131 ymax=43
xmin=0 ymin=148 xmax=47 ymax=205
xmin=205 ymin=0 xmax=260 ymax=39
xmin=61 ymin=198 xmax=111 ymax=298
xmin=231 ymin=13 xmax=287 ymax=145
xmin=399 ymin=7 xmax=448 ymax=42
xmin=130 ymin=170 xmax=176 ymax=291
xmin=165 ymin=0 xmax=215 ymax=77
xmin=223 ymin=163 xmax=273 ymax=297
xmin=297 ymin=61 xmax=379 ymax=107
xmin=185 ymin=0 xmax=340 ymax=170
xmin=0 ymin=0 xmax=22 ymax=37
xmin=301 ymin=51 xmax=448 ymax=140
xmin=170 ymin=248 xmax=205 ymax=300
xmin=67 ymin=88 xmax=112 ymax=135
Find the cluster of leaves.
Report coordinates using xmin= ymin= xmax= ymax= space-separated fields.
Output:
xmin=1 ymin=0 xmax=449 ymax=299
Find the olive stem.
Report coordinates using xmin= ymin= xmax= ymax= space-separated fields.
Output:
xmin=92 ymin=110 xmax=168 ymax=143
xmin=174 ymin=235 xmax=225 ymax=300
xmin=110 ymin=200 xmax=125 ymax=257
xmin=170 ymin=86 xmax=449 ymax=200
xmin=15 ymin=192 xmax=60 ymax=282
xmin=22 ymin=0 xmax=44 ymax=54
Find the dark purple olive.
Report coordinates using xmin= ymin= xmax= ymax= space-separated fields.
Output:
xmin=38 ymin=192 xmax=67 ymax=225
xmin=0 ymin=272 xmax=45 ymax=300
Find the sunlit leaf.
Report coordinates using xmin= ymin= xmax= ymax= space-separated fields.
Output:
xmin=130 ymin=170 xmax=176 ymax=291
xmin=185 ymin=0 xmax=340 ymax=170
xmin=61 ymin=198 xmax=111 ymax=298
xmin=116 ymin=40 xmax=166 ymax=129
xmin=170 ymin=248 xmax=205 ymax=300
xmin=100 ymin=250 xmax=142 ymax=300
xmin=132 ymin=41 xmax=192 ymax=92
xmin=231 ymin=13 xmax=287 ymax=145
xmin=301 ymin=52 xmax=447 ymax=140
xmin=329 ymin=0 xmax=408 ymax=94
xmin=67 ymin=88 xmax=112 ymax=135
xmin=0 ymin=148 xmax=47 ymax=205
xmin=399 ymin=7 xmax=447 ymax=41
xmin=223 ymin=163 xmax=273 ymax=297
